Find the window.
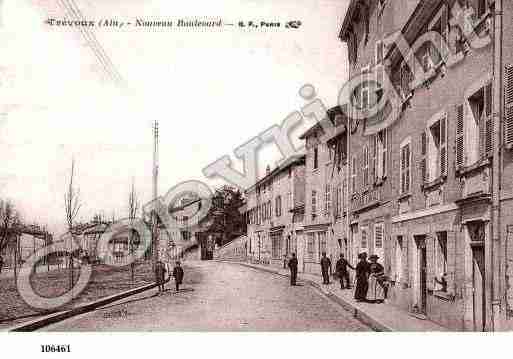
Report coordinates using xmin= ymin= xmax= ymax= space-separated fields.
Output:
xmin=435 ymin=232 xmax=448 ymax=292
xmin=429 ymin=5 xmax=449 ymax=67
xmin=288 ymin=192 xmax=292 ymax=210
xmin=426 ymin=115 xmax=447 ymax=181
xmin=363 ymin=145 xmax=369 ymax=186
xmin=422 ymin=52 xmax=434 ymax=73
xmin=351 ymin=156 xmax=357 ymax=193
xmin=467 ymin=0 xmax=489 ymax=19
xmin=400 ymin=57 xmax=415 ymax=98
xmin=311 ymin=190 xmax=317 ymax=218
xmin=324 ymin=184 xmax=331 ymax=215
xmin=395 ymin=236 xmax=403 ymax=282
xmin=400 ymin=141 xmax=411 ymax=194
xmin=375 ymin=41 xmax=384 ymax=91
xmin=374 ymin=223 xmax=384 ymax=250
xmin=377 ymin=129 xmax=388 ymax=179
xmin=335 ymin=184 xmax=342 ymax=218
xmin=307 ymin=233 xmax=315 ymax=260
xmin=271 ymin=233 xmax=282 ymax=259
xmin=318 ymin=232 xmax=327 ymax=259
xmin=342 ymin=179 xmax=347 ymax=214
xmin=275 ymin=196 xmax=282 ymax=217
xmin=268 ymin=201 xmax=272 ymax=220
xmin=361 ymin=228 xmax=368 ymax=249
xmin=467 ymin=83 xmax=493 ymax=165
xmin=361 ymin=66 xmax=370 ymax=109
xmin=181 ymin=231 xmax=191 ymax=241
xmin=313 ymin=146 xmax=319 ymax=170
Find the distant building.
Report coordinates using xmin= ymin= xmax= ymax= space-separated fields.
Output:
xmin=244 ymin=155 xmax=306 ymax=268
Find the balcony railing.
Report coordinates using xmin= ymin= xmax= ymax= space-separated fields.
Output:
xmin=351 ymin=187 xmax=382 ymax=213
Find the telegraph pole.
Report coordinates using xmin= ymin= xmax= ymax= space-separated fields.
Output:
xmin=152 ymin=121 xmax=159 ymax=268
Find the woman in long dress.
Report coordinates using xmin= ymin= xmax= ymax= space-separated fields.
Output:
xmin=354 ymin=252 xmax=370 ymax=302
xmin=367 ymin=254 xmax=385 ymax=303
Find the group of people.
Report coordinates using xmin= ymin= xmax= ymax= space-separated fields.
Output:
xmin=154 ymin=260 xmax=184 ymax=294
xmin=287 ymin=251 xmax=388 ymax=304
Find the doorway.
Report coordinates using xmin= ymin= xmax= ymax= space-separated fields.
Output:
xmin=472 ymin=245 xmax=486 ymax=331
xmin=415 ymin=236 xmax=427 ymax=314
xmin=467 ymin=220 xmax=486 ymax=331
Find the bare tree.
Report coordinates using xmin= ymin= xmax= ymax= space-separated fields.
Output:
xmin=128 ymin=179 xmax=140 ymax=283
xmin=64 ymin=158 xmax=82 ymax=289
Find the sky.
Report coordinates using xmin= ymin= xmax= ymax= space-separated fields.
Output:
xmin=0 ymin=0 xmax=349 ymax=236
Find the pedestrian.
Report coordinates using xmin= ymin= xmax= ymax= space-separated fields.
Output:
xmin=173 ymin=261 xmax=184 ymax=292
xmin=288 ymin=252 xmax=298 ymax=286
xmin=155 ymin=260 xmax=167 ymax=294
xmin=354 ymin=252 xmax=370 ymax=302
xmin=320 ymin=252 xmax=332 ymax=285
xmin=335 ymin=253 xmax=355 ymax=290
xmin=367 ymin=255 xmax=386 ymax=304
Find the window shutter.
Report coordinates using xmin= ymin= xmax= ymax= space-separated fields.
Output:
xmin=485 ymin=82 xmax=493 ymax=155
xmin=382 ymin=129 xmax=388 ymax=179
xmin=427 ymin=235 xmax=435 ymax=291
xmin=456 ymin=104 xmax=465 ymax=168
xmin=406 ymin=145 xmax=410 ymax=192
xmin=375 ymin=224 xmax=383 ymax=249
xmin=420 ymin=131 xmax=427 ymax=183
xmin=505 ymin=65 xmax=513 ymax=148
xmin=401 ymin=146 xmax=406 ymax=193
xmin=371 ymin=136 xmax=377 ymax=183
xmin=441 ymin=5 xmax=449 ymax=61
xmin=440 ymin=116 xmax=447 ymax=176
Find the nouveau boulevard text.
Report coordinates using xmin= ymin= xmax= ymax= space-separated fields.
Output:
xmin=46 ymin=18 xmax=223 ymax=28
xmin=45 ymin=18 xmax=295 ymax=29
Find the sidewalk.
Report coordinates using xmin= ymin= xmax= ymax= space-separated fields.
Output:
xmin=221 ymin=260 xmax=449 ymax=332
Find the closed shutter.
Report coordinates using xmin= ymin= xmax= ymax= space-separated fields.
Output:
xmin=442 ymin=5 xmax=449 ymax=60
xmin=440 ymin=116 xmax=447 ymax=176
xmin=371 ymin=136 xmax=377 ymax=182
xmin=401 ymin=146 xmax=406 ymax=193
xmin=485 ymin=82 xmax=493 ymax=155
xmin=427 ymin=235 xmax=435 ymax=291
xmin=446 ymin=231 xmax=456 ymax=296
xmin=405 ymin=145 xmax=410 ymax=192
xmin=456 ymin=104 xmax=465 ymax=168
xmin=382 ymin=129 xmax=388 ymax=178
xmin=420 ymin=131 xmax=427 ymax=183
xmin=504 ymin=65 xmax=513 ymax=148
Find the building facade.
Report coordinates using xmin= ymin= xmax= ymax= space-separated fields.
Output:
xmin=300 ymin=107 xmax=350 ymax=275
xmin=245 ymin=155 xmax=306 ymax=269
xmin=340 ymin=0 xmax=513 ymax=331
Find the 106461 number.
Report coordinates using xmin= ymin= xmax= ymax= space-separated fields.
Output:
xmin=41 ymin=345 xmax=71 ymax=353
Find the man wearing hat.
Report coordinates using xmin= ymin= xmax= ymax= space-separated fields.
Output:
xmin=335 ymin=253 xmax=355 ymax=290
xmin=155 ymin=260 xmax=167 ymax=294
xmin=288 ymin=253 xmax=298 ymax=286
xmin=320 ymin=252 xmax=332 ymax=285
xmin=172 ymin=261 xmax=184 ymax=292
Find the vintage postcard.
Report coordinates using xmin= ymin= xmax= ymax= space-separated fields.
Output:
xmin=1 ymin=1 xmax=513 ymax=353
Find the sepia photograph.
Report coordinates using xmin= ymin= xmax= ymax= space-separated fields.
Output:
xmin=1 ymin=1 xmax=513 ymax=353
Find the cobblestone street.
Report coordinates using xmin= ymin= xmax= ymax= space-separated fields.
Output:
xmin=44 ymin=261 xmax=370 ymax=331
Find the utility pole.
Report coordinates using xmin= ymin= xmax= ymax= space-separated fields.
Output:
xmin=491 ymin=0 xmax=504 ymax=331
xmin=152 ymin=121 xmax=159 ymax=269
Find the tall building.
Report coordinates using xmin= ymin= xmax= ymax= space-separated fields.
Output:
xmin=245 ymin=155 xmax=306 ymax=268
xmin=339 ymin=0 xmax=513 ymax=331
xmin=299 ymin=107 xmax=349 ymax=275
